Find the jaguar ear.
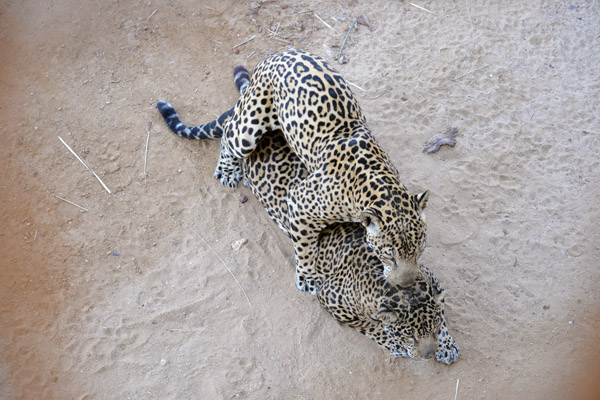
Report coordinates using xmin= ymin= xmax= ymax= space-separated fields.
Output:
xmin=422 ymin=266 xmax=445 ymax=302
xmin=434 ymin=286 xmax=445 ymax=303
xmin=360 ymin=211 xmax=381 ymax=237
xmin=415 ymin=191 xmax=429 ymax=211
xmin=414 ymin=191 xmax=429 ymax=220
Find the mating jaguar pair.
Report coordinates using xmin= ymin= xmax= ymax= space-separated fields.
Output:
xmin=157 ymin=49 xmax=459 ymax=363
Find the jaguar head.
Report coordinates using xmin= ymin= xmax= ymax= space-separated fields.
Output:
xmin=360 ymin=191 xmax=429 ymax=287
xmin=377 ymin=266 xmax=459 ymax=364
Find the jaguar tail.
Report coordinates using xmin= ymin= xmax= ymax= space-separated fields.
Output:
xmin=156 ymin=65 xmax=250 ymax=140
xmin=233 ymin=65 xmax=250 ymax=94
xmin=156 ymin=101 xmax=232 ymax=140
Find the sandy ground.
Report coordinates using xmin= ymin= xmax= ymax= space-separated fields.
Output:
xmin=1 ymin=0 xmax=600 ymax=399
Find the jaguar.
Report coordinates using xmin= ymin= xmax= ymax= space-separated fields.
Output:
xmin=157 ymin=49 xmax=429 ymax=294
xmin=243 ymin=129 xmax=459 ymax=363
xmin=156 ymin=63 xmax=459 ymax=363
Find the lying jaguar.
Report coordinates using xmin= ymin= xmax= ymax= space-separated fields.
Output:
xmin=244 ymin=129 xmax=459 ymax=363
xmin=158 ymin=48 xmax=429 ymax=294
xmin=156 ymin=65 xmax=459 ymax=364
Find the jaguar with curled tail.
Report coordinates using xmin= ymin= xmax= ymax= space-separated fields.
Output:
xmin=158 ymin=65 xmax=458 ymax=363
xmin=158 ymin=50 xmax=429 ymax=297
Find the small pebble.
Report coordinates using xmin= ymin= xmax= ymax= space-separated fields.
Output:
xmin=240 ymin=195 xmax=248 ymax=203
xmin=231 ymin=238 xmax=248 ymax=251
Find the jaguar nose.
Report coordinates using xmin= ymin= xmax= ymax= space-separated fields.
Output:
xmin=421 ymin=342 xmax=436 ymax=360
xmin=414 ymin=336 xmax=436 ymax=360
xmin=385 ymin=260 xmax=419 ymax=287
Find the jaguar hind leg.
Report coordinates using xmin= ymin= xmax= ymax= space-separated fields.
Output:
xmin=222 ymin=73 xmax=280 ymax=161
xmin=211 ymin=65 xmax=252 ymax=188
xmin=214 ymin=136 xmax=244 ymax=188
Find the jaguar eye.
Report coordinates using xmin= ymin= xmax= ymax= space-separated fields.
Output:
xmin=382 ymin=248 xmax=394 ymax=259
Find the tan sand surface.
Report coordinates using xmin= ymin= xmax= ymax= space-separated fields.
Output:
xmin=1 ymin=1 xmax=599 ymax=399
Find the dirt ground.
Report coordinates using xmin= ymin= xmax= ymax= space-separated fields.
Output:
xmin=1 ymin=0 xmax=599 ymax=399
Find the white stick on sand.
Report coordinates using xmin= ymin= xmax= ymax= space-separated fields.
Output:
xmin=54 ymin=195 xmax=89 ymax=212
xmin=346 ymin=80 xmax=367 ymax=92
xmin=144 ymin=122 xmax=152 ymax=183
xmin=410 ymin=3 xmax=434 ymax=14
xmin=192 ymin=228 xmax=252 ymax=308
xmin=231 ymin=35 xmax=256 ymax=50
xmin=454 ymin=378 xmax=460 ymax=400
xmin=147 ymin=9 xmax=158 ymax=20
xmin=453 ymin=64 xmax=490 ymax=81
xmin=58 ymin=136 xmax=112 ymax=194
xmin=314 ymin=13 xmax=341 ymax=34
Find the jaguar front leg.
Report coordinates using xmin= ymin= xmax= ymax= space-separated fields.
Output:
xmin=287 ymin=175 xmax=334 ymax=295
xmin=435 ymin=320 xmax=460 ymax=364
xmin=352 ymin=320 xmax=410 ymax=357
xmin=288 ymin=222 xmax=324 ymax=295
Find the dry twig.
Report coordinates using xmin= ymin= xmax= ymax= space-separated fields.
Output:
xmin=338 ymin=18 xmax=357 ymax=60
xmin=144 ymin=122 xmax=151 ymax=183
xmin=410 ymin=3 xmax=434 ymax=14
xmin=54 ymin=195 xmax=89 ymax=212
xmin=147 ymin=9 xmax=158 ymax=20
xmin=191 ymin=228 xmax=252 ymax=308
xmin=58 ymin=136 xmax=111 ymax=194
xmin=406 ymin=65 xmax=424 ymax=84
xmin=453 ymin=64 xmax=490 ymax=81
xmin=231 ymin=35 xmax=256 ymax=50
xmin=272 ymin=36 xmax=292 ymax=44
xmin=346 ymin=80 xmax=366 ymax=92
xmin=454 ymin=378 xmax=460 ymax=400
xmin=314 ymin=13 xmax=340 ymax=34
xmin=291 ymin=9 xmax=314 ymax=15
